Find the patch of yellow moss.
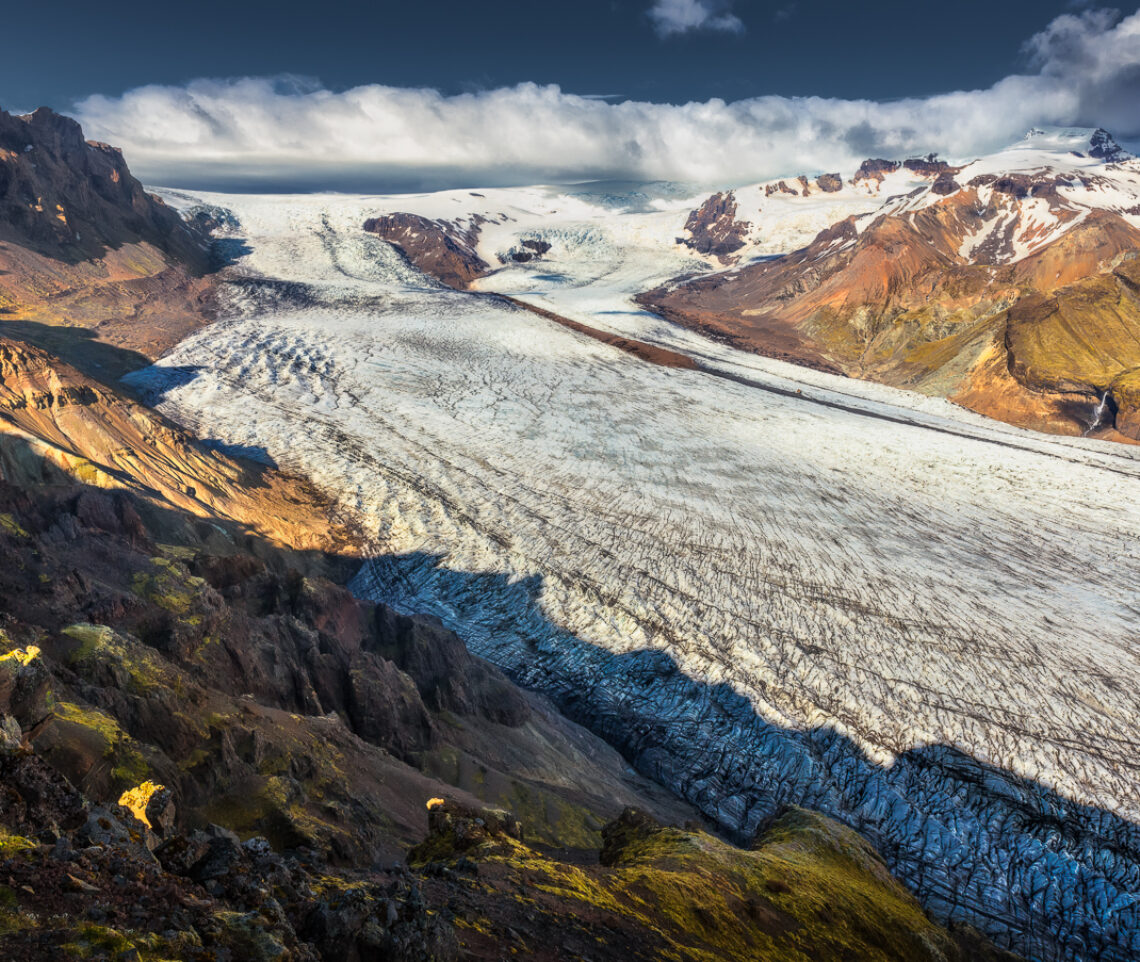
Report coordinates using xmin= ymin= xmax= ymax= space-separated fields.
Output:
xmin=426 ymin=807 xmax=983 ymax=962
xmin=64 ymin=623 xmax=169 ymax=696
xmin=54 ymin=700 xmax=122 ymax=745
xmin=130 ymin=557 xmax=207 ymax=616
xmin=0 ymin=645 xmax=40 ymax=667
xmin=0 ymin=828 xmax=37 ymax=857
xmin=0 ymin=513 xmax=29 ymax=538
xmin=156 ymin=543 xmax=198 ymax=561
xmin=118 ymin=780 xmax=166 ymax=829
xmin=59 ymin=922 xmax=193 ymax=961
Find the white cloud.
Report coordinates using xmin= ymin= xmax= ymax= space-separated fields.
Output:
xmin=72 ymin=8 xmax=1140 ymax=192
xmin=648 ymin=0 xmax=744 ymax=37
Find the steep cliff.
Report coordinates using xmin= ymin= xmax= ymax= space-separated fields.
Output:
xmin=0 ymin=106 xmax=213 ymax=381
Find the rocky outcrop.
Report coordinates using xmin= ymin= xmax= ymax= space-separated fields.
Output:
xmin=1110 ymin=367 xmax=1140 ymax=438
xmin=0 ymin=335 xmax=362 ymax=556
xmin=499 ymin=237 xmax=551 ymax=264
xmin=1088 ymin=128 xmax=1132 ymax=163
xmin=0 ymin=107 xmax=206 ymax=267
xmin=853 ymin=158 xmax=902 ymax=184
xmin=0 ymin=738 xmax=459 ymax=962
xmin=765 ymin=179 xmax=802 ymax=196
xmin=903 ymin=155 xmax=951 ymax=177
xmin=815 ymin=172 xmax=843 ymax=192
xmin=362 ymin=213 xmax=489 ymax=290
xmin=0 ymin=107 xmax=215 ymax=383
xmin=677 ymin=191 xmax=750 ymax=262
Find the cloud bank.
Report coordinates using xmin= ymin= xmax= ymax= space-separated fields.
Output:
xmin=72 ymin=8 xmax=1140 ymax=192
xmin=648 ymin=0 xmax=744 ymax=37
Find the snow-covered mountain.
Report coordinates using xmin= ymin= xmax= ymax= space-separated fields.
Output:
xmin=132 ymin=131 xmax=1140 ymax=961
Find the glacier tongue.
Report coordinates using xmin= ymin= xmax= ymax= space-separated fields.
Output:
xmin=128 ymin=191 xmax=1140 ymax=962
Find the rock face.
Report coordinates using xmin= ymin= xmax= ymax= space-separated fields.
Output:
xmin=678 ymin=190 xmax=750 ymax=262
xmin=0 ymin=107 xmax=205 ymax=266
xmin=853 ymin=158 xmax=902 ymax=184
xmin=0 ymin=107 xmax=214 ymax=379
xmin=1088 ymin=128 xmax=1131 ymax=163
xmin=0 ymin=335 xmax=361 ymax=556
xmin=641 ymin=131 xmax=1140 ymax=439
xmin=815 ymin=172 xmax=843 ymax=192
xmin=362 ymin=212 xmax=489 ymax=289
xmin=0 ymin=738 xmax=460 ymax=962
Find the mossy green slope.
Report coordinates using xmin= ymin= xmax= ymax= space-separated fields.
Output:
xmin=411 ymin=803 xmax=1020 ymax=962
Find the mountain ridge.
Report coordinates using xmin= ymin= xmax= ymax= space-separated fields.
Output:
xmin=640 ymin=127 xmax=1140 ymax=439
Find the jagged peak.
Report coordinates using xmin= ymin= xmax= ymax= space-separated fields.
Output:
xmin=1010 ymin=125 xmax=1133 ymax=162
xmin=1089 ymin=127 xmax=1132 ymax=163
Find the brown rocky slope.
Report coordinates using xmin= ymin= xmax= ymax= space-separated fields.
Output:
xmin=641 ymin=152 xmax=1140 ymax=440
xmin=0 ymin=106 xmax=214 ymax=383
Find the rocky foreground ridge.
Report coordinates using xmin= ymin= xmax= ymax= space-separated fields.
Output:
xmin=0 ymin=737 xmax=1017 ymax=962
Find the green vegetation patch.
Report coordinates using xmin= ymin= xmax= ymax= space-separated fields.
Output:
xmin=433 ymin=806 xmax=975 ymax=962
xmin=59 ymin=922 xmax=193 ymax=961
xmin=0 ymin=513 xmax=30 ymax=539
xmin=130 ymin=557 xmax=208 ymax=616
xmin=63 ymin=623 xmax=173 ymax=696
xmin=0 ymin=829 xmax=37 ymax=858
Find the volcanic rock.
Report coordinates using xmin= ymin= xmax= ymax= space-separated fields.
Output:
xmin=678 ymin=191 xmax=750 ymax=262
xmin=640 ymin=150 xmax=1140 ymax=438
xmin=363 ymin=213 xmax=489 ymax=290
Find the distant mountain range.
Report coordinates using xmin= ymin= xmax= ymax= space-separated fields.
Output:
xmin=364 ymin=126 xmax=1140 ymax=443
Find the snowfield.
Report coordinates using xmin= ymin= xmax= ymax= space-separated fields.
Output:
xmin=130 ymin=179 xmax=1140 ymax=962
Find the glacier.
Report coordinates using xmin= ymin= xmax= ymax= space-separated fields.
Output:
xmin=126 ymin=186 xmax=1140 ymax=962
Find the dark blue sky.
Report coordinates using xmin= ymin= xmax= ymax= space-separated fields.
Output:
xmin=2 ymin=0 xmax=1088 ymax=110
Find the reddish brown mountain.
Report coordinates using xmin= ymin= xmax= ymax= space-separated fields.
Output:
xmin=641 ymin=144 xmax=1140 ymax=440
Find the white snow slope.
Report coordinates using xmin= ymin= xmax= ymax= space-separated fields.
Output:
xmin=129 ymin=169 xmax=1140 ymax=962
